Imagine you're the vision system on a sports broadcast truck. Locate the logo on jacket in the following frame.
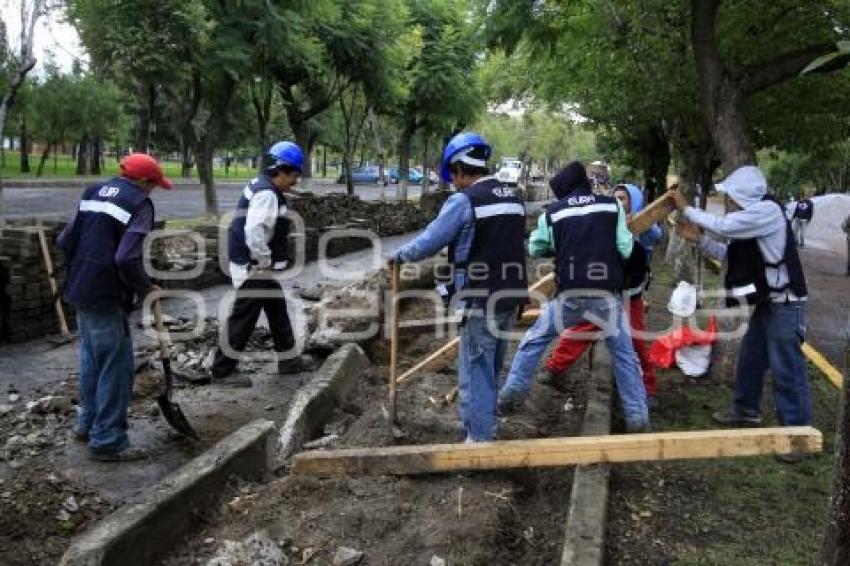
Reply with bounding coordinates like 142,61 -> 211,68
98,186 -> 120,198
493,187 -> 515,198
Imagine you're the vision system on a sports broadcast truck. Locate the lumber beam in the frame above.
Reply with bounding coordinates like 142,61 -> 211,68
292,426 -> 822,477
802,342 -> 843,389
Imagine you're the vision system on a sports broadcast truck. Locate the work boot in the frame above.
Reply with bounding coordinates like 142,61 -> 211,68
625,422 -> 652,433
775,452 -> 805,464
72,427 -> 89,443
497,396 -> 524,416
647,395 -> 660,411
539,367 -> 568,392
88,447 -> 148,462
712,406 -> 762,426
278,356 -> 316,375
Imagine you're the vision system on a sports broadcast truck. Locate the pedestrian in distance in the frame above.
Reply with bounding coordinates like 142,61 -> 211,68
58,153 -> 172,462
210,141 -> 311,387
842,213 -> 850,276
673,166 -> 811,464
390,132 -> 528,442
498,161 -> 650,433
791,195 -> 814,248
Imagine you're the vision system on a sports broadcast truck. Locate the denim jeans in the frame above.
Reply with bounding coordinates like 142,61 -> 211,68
734,301 -> 811,425
499,295 -> 649,429
76,306 -> 135,453
458,308 -> 517,441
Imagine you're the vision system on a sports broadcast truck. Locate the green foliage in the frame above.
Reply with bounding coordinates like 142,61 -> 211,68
474,110 -> 596,168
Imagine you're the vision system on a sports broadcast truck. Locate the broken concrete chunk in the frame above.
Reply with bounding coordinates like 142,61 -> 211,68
332,546 -> 364,566
206,531 -> 287,566
430,556 -> 447,566
63,495 -> 79,513
27,395 -> 74,414
0,404 -> 13,415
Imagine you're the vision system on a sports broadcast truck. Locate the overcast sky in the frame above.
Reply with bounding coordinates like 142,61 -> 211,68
2,0 -> 87,75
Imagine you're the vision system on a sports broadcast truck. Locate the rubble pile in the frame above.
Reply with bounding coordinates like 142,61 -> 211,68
0,386 -> 115,547
150,225 -> 228,291
0,222 -> 75,342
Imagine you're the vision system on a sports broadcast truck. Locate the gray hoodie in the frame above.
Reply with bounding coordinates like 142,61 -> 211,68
683,166 -> 802,301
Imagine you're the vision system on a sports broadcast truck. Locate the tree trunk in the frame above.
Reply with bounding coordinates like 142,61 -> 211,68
36,142 -> 51,176
91,136 -> 102,175
292,119 -> 313,179
19,114 -> 29,173
75,134 -> 89,175
421,135 -> 430,194
134,83 -> 154,152
398,123 -> 415,201
642,124 -> 670,202
322,145 -> 327,178
251,79 -> 272,174
194,132 -> 218,215
180,71 -> 202,178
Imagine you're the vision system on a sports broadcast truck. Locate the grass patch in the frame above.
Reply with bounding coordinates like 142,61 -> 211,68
607,256 -> 839,565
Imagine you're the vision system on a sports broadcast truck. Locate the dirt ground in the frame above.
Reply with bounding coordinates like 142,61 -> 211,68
163,296 -> 589,565
0,322 -> 316,566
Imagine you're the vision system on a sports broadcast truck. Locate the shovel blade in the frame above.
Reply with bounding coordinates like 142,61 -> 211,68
156,394 -> 199,440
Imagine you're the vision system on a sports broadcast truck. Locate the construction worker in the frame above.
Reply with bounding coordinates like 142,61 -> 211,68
498,162 -> 650,432
210,141 -> 309,387
843,213 -> 850,276
541,183 -> 662,409
58,153 -> 172,461
390,132 -> 528,442
673,166 -> 811,460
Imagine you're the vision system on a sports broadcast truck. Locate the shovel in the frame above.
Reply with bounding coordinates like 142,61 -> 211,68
153,299 -> 199,440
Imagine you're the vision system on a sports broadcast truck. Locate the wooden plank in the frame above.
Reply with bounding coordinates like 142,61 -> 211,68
627,192 -> 676,235
802,342 -> 843,389
388,262 -> 400,424
292,426 -> 822,477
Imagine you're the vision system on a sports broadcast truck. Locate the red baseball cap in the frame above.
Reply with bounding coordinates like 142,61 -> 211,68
120,153 -> 173,190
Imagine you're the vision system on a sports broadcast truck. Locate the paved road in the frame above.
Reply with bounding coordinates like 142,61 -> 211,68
0,179 -> 425,220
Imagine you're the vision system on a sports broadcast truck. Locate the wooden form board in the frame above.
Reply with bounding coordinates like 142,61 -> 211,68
802,342 -> 843,389
292,426 -> 822,477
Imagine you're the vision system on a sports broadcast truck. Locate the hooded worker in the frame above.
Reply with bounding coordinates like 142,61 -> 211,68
58,153 -> 172,461
498,161 -> 650,432
673,166 -> 810,458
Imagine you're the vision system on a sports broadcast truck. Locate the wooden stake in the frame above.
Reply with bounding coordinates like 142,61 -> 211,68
292,426 -> 822,477
37,228 -> 70,336
803,342 -> 843,389
389,261 -> 400,425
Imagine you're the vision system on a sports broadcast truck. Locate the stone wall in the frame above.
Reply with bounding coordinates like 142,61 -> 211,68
0,192 -> 451,343
0,222 -> 76,342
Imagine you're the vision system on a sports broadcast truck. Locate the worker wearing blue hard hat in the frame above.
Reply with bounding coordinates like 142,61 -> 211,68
390,131 -> 528,442
210,140 -> 311,387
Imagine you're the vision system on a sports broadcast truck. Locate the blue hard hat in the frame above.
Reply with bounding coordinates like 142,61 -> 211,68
266,141 -> 304,173
440,132 -> 492,183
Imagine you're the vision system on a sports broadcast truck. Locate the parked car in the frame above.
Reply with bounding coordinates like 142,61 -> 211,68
387,166 -> 423,184
497,158 -> 523,186
337,165 -> 382,184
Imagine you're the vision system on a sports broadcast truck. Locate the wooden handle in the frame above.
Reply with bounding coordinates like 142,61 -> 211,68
37,228 -> 70,336
153,299 -> 170,360
389,262 -> 400,424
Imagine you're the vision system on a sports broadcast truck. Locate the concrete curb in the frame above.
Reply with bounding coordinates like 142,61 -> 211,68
275,343 -> 369,467
561,346 -> 613,566
59,419 -> 276,566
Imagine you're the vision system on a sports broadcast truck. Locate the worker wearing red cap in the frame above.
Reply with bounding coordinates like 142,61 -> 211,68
57,152 -> 172,462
